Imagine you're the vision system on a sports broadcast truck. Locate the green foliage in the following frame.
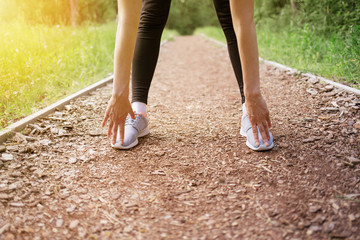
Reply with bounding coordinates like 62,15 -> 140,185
194,26 -> 225,42
253,0 -> 360,87
161,29 -> 180,41
167,0 -> 219,35
0,0 -> 117,25
0,22 -> 116,128
254,0 -> 360,37
0,20 -> 178,129
1,0 -> 68,24
196,25 -> 360,88
254,0 -> 289,20
295,0 -> 359,36
77,0 -> 117,24
256,25 -> 360,88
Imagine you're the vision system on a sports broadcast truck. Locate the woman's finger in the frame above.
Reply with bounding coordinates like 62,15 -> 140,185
112,123 -> 118,145
250,121 -> 259,146
261,121 -> 270,142
129,109 -> 136,119
119,119 -> 126,145
102,107 -> 110,128
266,114 -> 272,128
258,123 -> 269,147
107,120 -> 114,139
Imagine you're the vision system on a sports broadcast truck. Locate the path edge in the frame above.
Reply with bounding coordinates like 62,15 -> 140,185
200,34 -> 360,96
0,40 -> 170,145
0,75 -> 114,144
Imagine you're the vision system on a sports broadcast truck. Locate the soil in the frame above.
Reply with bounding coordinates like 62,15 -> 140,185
0,36 -> 359,240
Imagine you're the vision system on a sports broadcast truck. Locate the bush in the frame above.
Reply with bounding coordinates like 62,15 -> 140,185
254,0 -> 360,37
167,0 -> 219,35
77,0 -> 117,24
0,0 -> 117,25
253,0 -> 360,87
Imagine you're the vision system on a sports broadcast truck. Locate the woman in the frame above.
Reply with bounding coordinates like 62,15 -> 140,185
102,0 -> 273,151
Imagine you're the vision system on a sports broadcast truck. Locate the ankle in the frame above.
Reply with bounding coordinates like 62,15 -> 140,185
132,102 -> 147,116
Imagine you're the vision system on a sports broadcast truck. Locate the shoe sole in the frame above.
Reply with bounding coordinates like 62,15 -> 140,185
240,127 -> 274,151
112,127 -> 150,150
245,140 -> 274,151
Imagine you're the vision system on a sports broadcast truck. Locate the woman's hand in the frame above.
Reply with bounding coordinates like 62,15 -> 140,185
100,0 -> 141,146
102,92 -> 135,145
245,93 -> 272,147
229,0 -> 272,148
101,0 -> 140,146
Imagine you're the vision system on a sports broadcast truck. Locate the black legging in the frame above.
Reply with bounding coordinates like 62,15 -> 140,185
131,0 -> 245,104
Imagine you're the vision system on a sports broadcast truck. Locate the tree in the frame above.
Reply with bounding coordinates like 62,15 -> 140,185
70,0 -> 77,26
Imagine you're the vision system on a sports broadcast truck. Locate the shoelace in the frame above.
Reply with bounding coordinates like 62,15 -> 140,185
125,114 -> 140,126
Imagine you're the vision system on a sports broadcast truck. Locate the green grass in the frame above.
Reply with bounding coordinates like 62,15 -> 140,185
194,26 -> 226,43
195,26 -> 360,89
0,20 -> 178,129
162,29 -> 180,41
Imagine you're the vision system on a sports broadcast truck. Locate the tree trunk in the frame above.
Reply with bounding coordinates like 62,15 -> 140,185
290,0 -> 298,15
70,0 -> 77,27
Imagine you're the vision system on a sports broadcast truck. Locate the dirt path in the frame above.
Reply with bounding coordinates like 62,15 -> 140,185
1,36 -> 359,240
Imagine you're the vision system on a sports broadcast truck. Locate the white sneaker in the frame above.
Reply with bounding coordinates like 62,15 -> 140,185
111,113 -> 149,149
240,104 -> 274,151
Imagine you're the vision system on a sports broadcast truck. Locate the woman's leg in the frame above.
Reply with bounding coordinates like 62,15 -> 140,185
131,0 -> 172,105
213,0 -> 245,103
